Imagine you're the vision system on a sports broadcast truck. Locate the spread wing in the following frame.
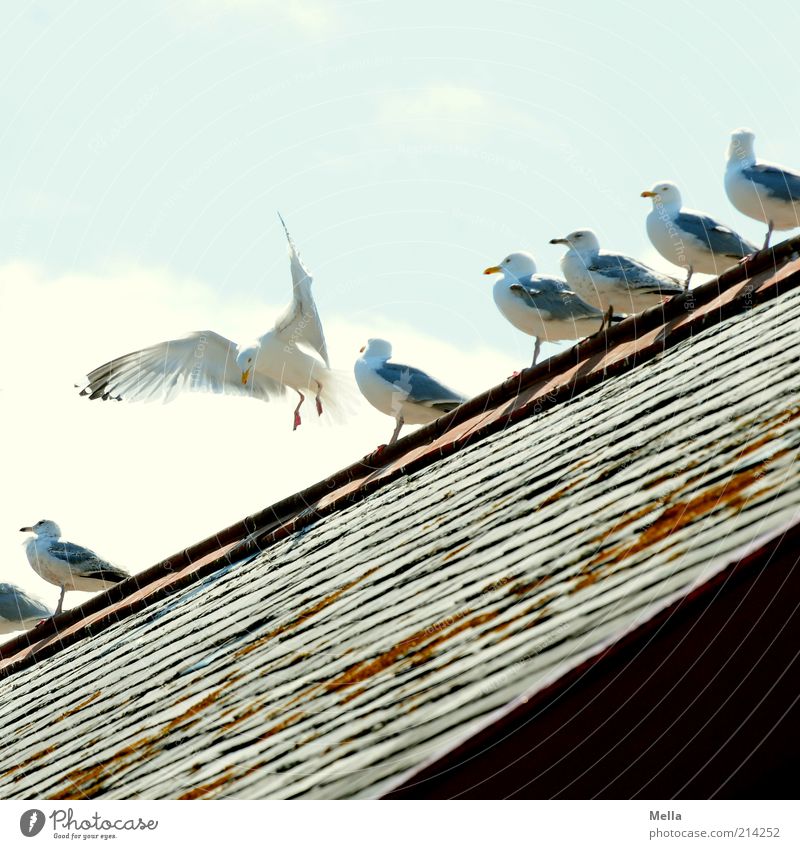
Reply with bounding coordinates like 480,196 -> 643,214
675,211 -> 757,258
272,214 -> 330,367
745,163 -> 800,203
0,583 -> 52,623
48,542 -> 130,583
79,331 -> 285,404
376,362 -> 466,410
590,253 -> 685,297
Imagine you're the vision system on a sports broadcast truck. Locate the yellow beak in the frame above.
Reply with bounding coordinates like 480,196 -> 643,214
641,190 -> 656,198
484,265 -> 502,275
241,369 -> 250,385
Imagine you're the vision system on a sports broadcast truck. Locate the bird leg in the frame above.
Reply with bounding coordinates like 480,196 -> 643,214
531,337 -> 542,368
600,304 -> 614,333
685,266 -> 693,288
55,586 -> 66,617
314,381 -> 323,416
293,390 -> 305,431
763,220 -> 774,251
389,415 -> 404,445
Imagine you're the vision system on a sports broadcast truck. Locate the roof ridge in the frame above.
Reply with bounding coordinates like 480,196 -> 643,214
2,237 -> 799,675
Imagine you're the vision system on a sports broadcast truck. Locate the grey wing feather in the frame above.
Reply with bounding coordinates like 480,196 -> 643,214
79,331 -> 285,404
511,279 -> 604,321
675,211 -> 757,257
745,163 -> 800,203
591,254 -> 684,296
49,543 -> 130,583
274,217 -> 330,367
0,583 -> 52,622
377,363 -> 466,409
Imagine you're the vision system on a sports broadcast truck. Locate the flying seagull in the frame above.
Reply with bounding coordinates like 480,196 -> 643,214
354,339 -> 467,445
78,214 -> 348,430
484,251 -> 618,367
550,229 -> 684,322
0,582 -> 53,634
642,181 -> 757,285
20,520 -> 130,615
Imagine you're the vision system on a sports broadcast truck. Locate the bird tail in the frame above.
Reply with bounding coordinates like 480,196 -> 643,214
316,367 -> 360,426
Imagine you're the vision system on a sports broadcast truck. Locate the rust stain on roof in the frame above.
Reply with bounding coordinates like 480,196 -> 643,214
442,542 -> 471,562
509,577 -> 548,597
50,682 -> 235,799
1,745 -> 56,780
327,611 -> 498,692
339,685 -> 367,705
179,770 -> 234,800
234,568 -> 377,660
574,459 -> 781,592
259,710 -> 305,741
54,690 -> 103,723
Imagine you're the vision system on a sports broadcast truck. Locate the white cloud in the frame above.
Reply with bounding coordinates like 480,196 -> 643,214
0,261 -> 511,630
376,84 -> 506,143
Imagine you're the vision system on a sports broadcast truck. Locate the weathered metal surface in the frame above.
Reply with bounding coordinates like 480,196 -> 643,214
1,255 -> 800,799
2,240 -> 798,673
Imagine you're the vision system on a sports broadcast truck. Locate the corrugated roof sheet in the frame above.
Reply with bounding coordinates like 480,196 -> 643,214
1,241 -> 800,799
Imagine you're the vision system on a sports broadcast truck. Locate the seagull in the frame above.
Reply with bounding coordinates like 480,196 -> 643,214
483,251 -> 617,367
78,214 -> 348,431
642,181 -> 757,285
20,520 -> 130,615
0,582 -> 53,634
725,128 -> 800,249
354,339 -> 467,445
550,229 -> 685,323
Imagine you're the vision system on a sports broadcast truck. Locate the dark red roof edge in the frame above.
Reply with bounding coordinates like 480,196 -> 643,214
1,236 -> 799,675
379,510 -> 800,798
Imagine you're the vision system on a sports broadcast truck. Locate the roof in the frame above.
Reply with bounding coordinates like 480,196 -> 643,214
1,239 -> 800,799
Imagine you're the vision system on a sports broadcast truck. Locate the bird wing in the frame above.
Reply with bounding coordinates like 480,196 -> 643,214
510,279 -> 604,321
675,211 -> 757,258
79,330 -> 285,404
745,163 -> 800,203
48,542 -> 130,583
590,253 -> 685,296
272,215 -> 330,367
0,584 -> 52,622
376,362 -> 466,410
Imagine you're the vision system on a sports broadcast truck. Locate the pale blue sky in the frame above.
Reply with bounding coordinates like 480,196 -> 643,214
2,0 -> 800,614
3,0 -> 799,353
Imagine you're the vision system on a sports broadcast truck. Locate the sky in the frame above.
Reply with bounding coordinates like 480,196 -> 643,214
2,0 -> 799,621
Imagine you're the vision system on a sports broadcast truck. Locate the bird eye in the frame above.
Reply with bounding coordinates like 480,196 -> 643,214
248,357 -> 252,363
504,258 -> 510,263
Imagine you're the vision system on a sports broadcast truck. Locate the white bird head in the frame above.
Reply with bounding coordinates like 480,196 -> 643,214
20,519 -> 61,538
359,338 -> 392,360
483,251 -> 538,280
728,127 -> 756,164
235,345 -> 260,386
549,229 -> 600,254
641,181 -> 682,210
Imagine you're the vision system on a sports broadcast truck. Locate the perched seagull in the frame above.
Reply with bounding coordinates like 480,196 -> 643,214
20,520 -> 130,615
725,128 -> 800,249
354,339 -> 467,445
78,214 -> 348,430
483,251 -> 615,367
550,229 -> 684,322
642,182 -> 756,285
0,582 -> 53,634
